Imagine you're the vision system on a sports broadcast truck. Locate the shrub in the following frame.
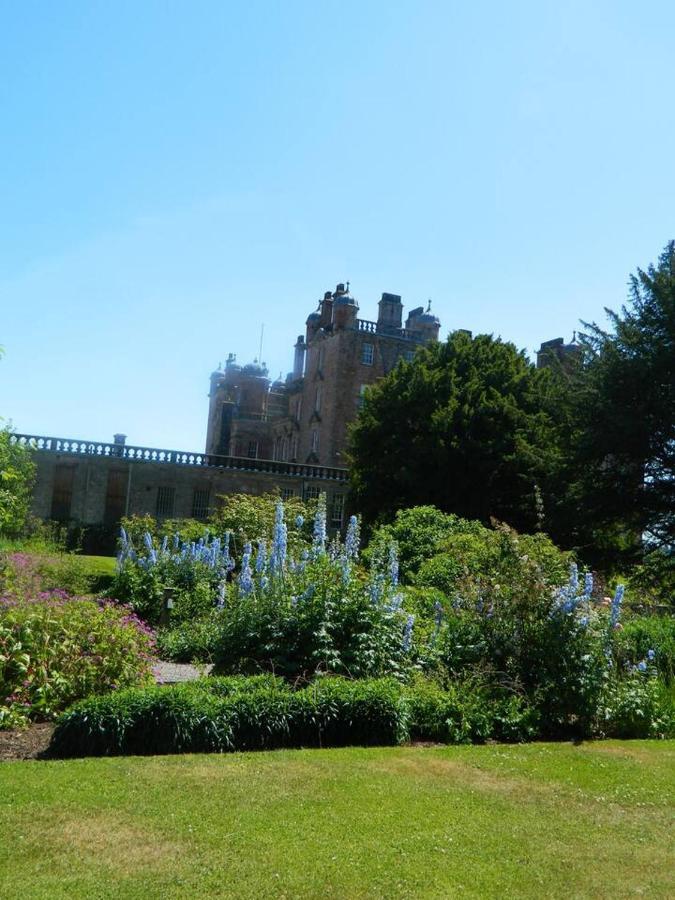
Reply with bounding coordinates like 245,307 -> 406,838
614,615 -> 675,683
0,595 -> 156,728
208,492 -> 316,560
48,675 -> 409,757
0,549 -> 115,600
431,565 -> 612,738
212,499 -> 414,679
405,677 -> 539,744
111,529 -> 235,624
155,611 -> 223,663
597,671 -> 674,738
414,523 -> 571,602
49,672 -> 550,758
0,427 -> 35,538
364,506 -> 474,581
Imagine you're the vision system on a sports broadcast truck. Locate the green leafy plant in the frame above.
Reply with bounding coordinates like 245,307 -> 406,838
0,595 -> 156,728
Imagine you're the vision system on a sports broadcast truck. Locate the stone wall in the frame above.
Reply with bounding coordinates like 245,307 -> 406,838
18,435 -> 349,536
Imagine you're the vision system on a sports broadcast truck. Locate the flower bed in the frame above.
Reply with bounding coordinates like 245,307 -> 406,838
0,593 -> 156,729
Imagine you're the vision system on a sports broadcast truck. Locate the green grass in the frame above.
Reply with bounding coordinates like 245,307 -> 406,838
1,742 -> 673,899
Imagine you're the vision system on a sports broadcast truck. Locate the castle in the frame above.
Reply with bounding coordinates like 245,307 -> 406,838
15,280 -> 572,546
205,283 -> 440,468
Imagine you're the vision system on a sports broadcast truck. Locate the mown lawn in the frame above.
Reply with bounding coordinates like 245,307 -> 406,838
0,741 -> 673,899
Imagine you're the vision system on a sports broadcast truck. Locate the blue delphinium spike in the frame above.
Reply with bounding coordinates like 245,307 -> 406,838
312,494 -> 327,555
239,543 -> 254,597
402,614 -> 414,651
584,571 -> 593,598
388,543 -> 399,588
610,584 -> 624,628
345,515 -> 360,560
255,540 -> 267,573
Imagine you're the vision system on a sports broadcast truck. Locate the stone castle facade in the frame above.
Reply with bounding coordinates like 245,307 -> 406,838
205,283 -> 441,468
18,279 -> 573,546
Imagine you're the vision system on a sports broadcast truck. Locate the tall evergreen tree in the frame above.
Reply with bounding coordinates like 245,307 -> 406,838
576,241 -> 675,563
348,331 -> 568,530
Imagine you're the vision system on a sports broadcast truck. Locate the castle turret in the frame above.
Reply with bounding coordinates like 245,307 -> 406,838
293,335 -> 306,379
331,283 -> 358,331
319,291 -> 333,329
306,310 -> 321,342
405,304 -> 441,342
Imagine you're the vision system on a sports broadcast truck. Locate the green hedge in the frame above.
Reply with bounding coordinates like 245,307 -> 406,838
48,676 -> 409,758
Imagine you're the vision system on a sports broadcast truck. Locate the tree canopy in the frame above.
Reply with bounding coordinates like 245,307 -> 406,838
574,241 -> 675,562
0,427 -> 36,537
348,332 -> 567,530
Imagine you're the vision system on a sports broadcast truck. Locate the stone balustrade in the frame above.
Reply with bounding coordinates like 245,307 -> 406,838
11,433 -> 349,482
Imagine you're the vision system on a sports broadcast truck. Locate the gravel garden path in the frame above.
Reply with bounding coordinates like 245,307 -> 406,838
154,661 -> 213,683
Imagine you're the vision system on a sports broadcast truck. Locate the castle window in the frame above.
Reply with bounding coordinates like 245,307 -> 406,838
290,435 -> 299,459
314,385 -> 322,413
247,440 -> 258,459
404,349 -> 415,362
318,346 -> 325,371
156,486 -> 175,518
303,485 -> 321,501
331,494 -> 345,527
361,342 -> 374,366
311,429 -> 320,452
51,464 -> 76,522
281,487 -> 296,500
192,488 -> 210,520
357,384 -> 368,410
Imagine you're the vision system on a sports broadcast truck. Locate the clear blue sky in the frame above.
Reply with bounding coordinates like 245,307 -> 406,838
1,0 -> 673,450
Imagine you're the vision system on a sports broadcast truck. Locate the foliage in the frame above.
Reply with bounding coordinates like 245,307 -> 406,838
0,594 -> 155,728
431,565 -> 623,738
405,675 -> 540,744
0,427 -> 35,538
625,549 -> 675,612
212,499 -> 413,680
120,513 -> 236,551
48,675 -> 409,757
155,610 -> 222,663
112,528 -> 236,624
413,521 -> 572,601
575,241 -> 675,564
208,491 -> 316,558
613,614 -> 675,684
597,671 -> 673,738
364,505 -> 480,581
1,549 -> 116,601
348,331 -> 570,532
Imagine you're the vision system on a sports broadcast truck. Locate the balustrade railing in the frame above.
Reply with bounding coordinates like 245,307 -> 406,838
356,319 -> 378,333
355,319 -> 425,342
10,434 -> 349,482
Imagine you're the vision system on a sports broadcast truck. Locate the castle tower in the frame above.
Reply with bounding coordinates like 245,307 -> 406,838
377,292 -> 403,333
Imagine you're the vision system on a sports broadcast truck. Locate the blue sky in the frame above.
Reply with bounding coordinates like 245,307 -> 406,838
1,0 -> 673,450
